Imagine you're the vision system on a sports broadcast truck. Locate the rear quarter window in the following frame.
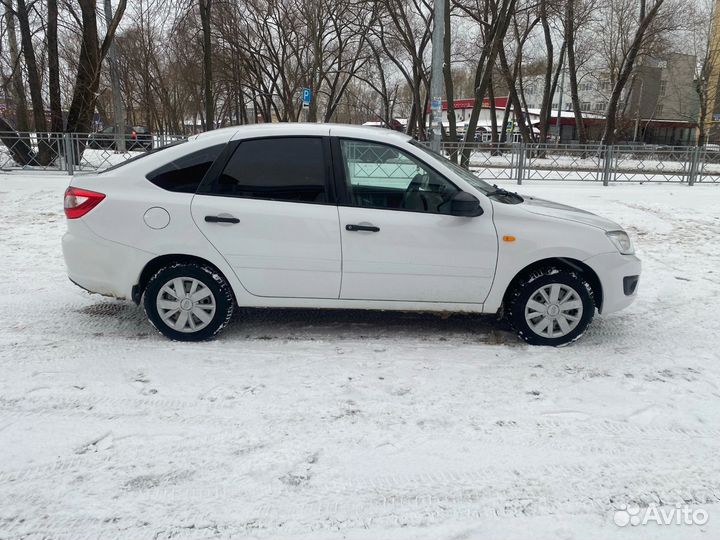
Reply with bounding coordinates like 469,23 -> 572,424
146,144 -> 225,193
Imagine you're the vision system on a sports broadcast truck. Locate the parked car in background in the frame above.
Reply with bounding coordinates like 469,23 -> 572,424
88,126 -> 153,151
62,124 -> 640,345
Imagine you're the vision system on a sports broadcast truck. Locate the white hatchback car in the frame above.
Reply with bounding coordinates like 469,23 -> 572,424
63,124 -> 640,345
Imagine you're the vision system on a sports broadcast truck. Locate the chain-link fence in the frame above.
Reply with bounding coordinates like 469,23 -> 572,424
2,132 -> 719,185
437,142 -> 719,185
0,132 -> 186,174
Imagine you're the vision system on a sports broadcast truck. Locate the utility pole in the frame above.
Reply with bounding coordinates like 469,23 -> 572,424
104,0 -> 125,151
429,0 -> 445,152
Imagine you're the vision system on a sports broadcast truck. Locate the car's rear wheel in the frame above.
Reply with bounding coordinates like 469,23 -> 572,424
507,267 -> 595,346
143,263 -> 234,341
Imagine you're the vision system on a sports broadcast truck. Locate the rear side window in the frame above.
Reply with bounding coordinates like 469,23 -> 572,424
147,144 -> 224,193
215,137 -> 327,203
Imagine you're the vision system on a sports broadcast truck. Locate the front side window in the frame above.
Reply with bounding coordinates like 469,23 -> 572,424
339,139 -> 459,214
215,137 -> 327,203
147,143 -> 224,193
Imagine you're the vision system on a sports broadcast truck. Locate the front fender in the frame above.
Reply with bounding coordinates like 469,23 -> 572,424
484,206 -> 612,311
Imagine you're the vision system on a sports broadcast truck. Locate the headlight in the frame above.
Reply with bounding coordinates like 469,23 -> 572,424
606,230 -> 634,255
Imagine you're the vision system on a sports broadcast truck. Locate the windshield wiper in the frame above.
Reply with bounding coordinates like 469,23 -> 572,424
486,184 -> 514,196
486,184 -> 523,203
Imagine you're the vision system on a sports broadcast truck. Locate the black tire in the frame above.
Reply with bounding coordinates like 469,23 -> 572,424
507,266 -> 595,346
143,263 -> 234,341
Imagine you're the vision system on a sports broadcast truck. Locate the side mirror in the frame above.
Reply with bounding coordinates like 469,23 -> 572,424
450,191 -> 483,217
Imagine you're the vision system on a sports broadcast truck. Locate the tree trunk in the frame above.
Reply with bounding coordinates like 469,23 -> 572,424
16,0 -> 52,164
66,2 -> 102,135
488,75 -> 499,147
499,100 -> 512,143
65,0 -> 126,166
564,0 -> 587,145
537,0 -> 554,144
461,0 -> 516,167
0,117 -> 36,166
47,0 -> 63,133
498,47 -> 532,143
537,42 -> 566,155
696,77 -> 708,146
199,0 -> 214,131
3,1 -> 29,133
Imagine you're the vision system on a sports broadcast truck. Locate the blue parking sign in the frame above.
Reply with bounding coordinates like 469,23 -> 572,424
302,88 -> 312,106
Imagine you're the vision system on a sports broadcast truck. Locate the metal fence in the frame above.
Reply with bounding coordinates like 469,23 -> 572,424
437,142 -> 719,185
0,132 -> 186,174
1,132 -> 719,184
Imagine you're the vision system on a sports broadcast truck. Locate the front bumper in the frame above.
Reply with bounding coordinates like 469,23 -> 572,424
583,252 -> 641,314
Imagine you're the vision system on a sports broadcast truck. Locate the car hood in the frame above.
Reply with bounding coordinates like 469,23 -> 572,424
519,195 -> 622,231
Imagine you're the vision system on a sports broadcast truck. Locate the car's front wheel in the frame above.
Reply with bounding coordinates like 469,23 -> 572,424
508,267 -> 595,346
143,263 -> 234,341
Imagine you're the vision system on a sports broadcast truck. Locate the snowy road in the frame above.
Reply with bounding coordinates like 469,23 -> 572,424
1,175 -> 719,539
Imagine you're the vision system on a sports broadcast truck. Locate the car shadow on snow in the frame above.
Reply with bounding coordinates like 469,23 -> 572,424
74,301 -> 520,344
227,307 -> 518,344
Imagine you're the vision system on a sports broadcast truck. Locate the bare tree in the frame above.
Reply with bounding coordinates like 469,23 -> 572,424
564,0 -> 597,144
497,3 -> 539,144
0,1 -> 33,165
15,0 -> 52,162
376,0 -> 433,138
599,0 -> 667,143
688,0 -> 718,145
65,0 -> 127,135
455,0 -> 517,165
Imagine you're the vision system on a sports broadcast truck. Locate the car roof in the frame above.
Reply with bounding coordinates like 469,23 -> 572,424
212,122 -> 412,144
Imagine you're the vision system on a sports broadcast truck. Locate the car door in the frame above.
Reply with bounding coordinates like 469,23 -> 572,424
191,136 -> 342,299
335,137 -> 497,303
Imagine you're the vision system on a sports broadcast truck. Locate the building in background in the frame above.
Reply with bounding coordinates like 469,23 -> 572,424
624,54 -> 699,145
704,0 -> 720,144
523,53 -> 698,145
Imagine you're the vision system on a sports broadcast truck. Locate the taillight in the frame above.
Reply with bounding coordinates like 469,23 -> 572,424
64,187 -> 105,219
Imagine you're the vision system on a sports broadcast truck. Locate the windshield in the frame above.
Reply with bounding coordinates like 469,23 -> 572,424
410,140 -> 495,194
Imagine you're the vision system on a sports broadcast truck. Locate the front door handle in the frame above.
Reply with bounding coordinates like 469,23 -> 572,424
205,215 -> 240,224
346,224 -> 380,232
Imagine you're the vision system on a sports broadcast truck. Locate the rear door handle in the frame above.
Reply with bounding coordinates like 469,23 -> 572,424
346,224 -> 380,232
205,215 -> 240,224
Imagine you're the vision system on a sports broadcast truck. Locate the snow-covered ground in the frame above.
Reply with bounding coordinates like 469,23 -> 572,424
1,174 -> 719,540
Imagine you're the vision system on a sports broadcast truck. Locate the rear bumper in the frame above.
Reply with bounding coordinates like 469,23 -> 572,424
62,220 -> 151,300
584,252 -> 641,314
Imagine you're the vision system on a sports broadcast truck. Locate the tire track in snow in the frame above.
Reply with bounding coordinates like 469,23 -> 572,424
3,466 -> 719,540
1,413 -> 717,486
3,394 -> 720,439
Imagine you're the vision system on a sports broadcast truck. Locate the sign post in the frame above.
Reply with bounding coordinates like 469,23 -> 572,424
302,87 -> 311,122
428,0 -> 445,152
